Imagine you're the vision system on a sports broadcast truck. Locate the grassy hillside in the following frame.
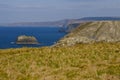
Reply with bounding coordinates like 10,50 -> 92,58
56,21 -> 120,46
0,43 -> 120,80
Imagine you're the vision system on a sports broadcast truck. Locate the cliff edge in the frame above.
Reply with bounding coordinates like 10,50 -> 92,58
55,21 -> 120,46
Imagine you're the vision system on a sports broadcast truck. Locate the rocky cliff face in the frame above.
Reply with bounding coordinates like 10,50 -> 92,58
55,21 -> 120,46
16,35 -> 39,44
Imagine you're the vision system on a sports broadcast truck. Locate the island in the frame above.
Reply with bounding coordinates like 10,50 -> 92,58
16,35 -> 39,44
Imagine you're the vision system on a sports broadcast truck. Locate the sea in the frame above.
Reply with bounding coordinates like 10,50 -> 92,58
0,27 -> 66,49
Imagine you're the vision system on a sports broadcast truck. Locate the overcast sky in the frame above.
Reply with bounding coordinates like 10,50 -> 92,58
0,0 -> 120,23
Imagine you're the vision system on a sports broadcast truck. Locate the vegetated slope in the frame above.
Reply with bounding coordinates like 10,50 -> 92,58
55,21 -> 120,46
0,43 -> 120,80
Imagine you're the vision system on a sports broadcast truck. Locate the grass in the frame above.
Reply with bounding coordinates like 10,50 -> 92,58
0,43 -> 120,80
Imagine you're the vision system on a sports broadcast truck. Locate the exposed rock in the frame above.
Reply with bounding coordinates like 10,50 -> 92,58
55,21 -> 120,46
16,35 -> 39,44
65,23 -> 80,33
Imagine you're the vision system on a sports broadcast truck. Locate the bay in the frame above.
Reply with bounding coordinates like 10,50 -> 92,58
0,27 -> 66,49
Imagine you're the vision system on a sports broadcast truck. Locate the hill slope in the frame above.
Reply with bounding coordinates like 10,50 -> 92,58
55,21 -> 120,46
0,43 -> 120,80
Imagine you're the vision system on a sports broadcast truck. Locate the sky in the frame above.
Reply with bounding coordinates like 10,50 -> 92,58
0,0 -> 120,23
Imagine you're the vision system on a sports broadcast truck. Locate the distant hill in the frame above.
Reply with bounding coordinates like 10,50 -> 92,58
1,17 -> 120,27
55,21 -> 120,46
0,20 -> 67,27
79,17 -> 120,21
62,17 -> 120,26
59,17 -> 120,32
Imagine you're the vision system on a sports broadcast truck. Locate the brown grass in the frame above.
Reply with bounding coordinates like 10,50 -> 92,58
0,43 -> 120,80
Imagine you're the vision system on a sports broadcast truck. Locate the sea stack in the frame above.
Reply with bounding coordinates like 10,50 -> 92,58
16,35 -> 39,44
55,21 -> 120,46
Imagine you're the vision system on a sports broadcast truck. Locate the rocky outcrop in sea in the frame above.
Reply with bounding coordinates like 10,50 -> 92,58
16,35 -> 39,44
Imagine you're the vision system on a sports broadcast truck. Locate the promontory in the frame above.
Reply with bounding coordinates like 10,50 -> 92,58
55,21 -> 120,46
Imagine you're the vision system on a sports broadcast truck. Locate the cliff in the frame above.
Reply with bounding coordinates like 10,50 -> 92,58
55,21 -> 120,46
16,35 -> 39,44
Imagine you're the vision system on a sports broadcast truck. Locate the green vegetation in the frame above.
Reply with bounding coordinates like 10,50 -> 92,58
0,43 -> 120,80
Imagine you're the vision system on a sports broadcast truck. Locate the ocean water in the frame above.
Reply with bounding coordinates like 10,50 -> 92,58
0,27 -> 66,49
